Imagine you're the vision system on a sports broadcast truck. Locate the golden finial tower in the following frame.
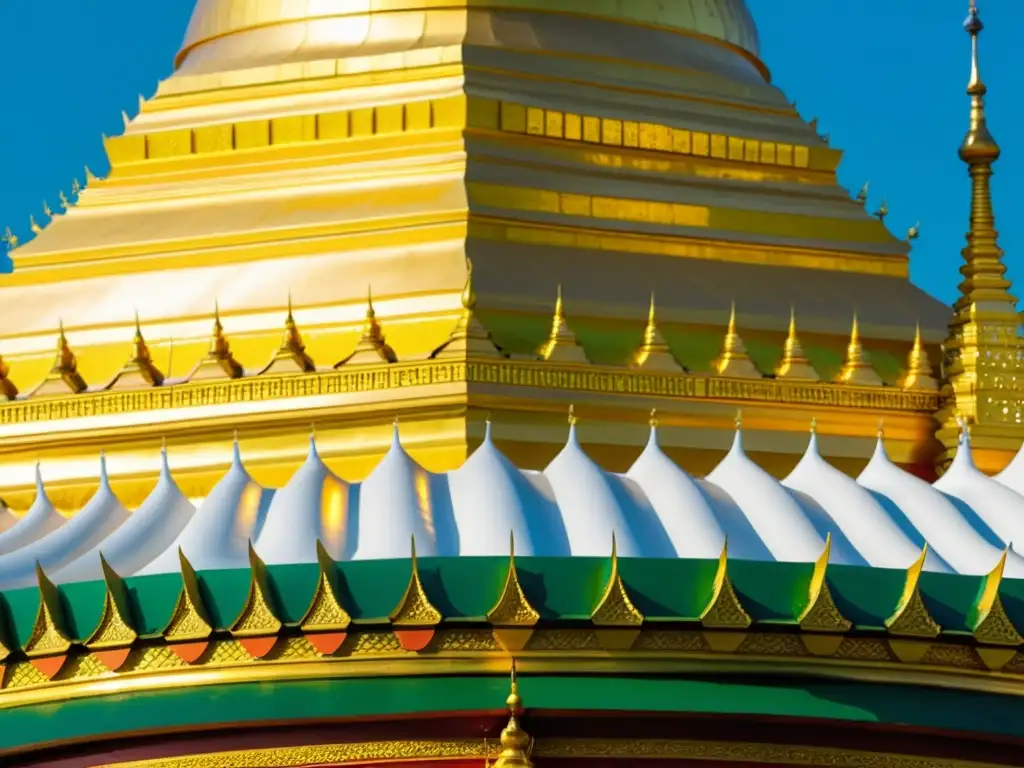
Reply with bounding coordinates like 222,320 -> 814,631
108,313 -> 166,389
936,1 -> 1024,472
262,296 -> 316,374
190,303 -> 244,380
32,322 -> 88,396
493,662 -> 533,768
900,324 -> 939,391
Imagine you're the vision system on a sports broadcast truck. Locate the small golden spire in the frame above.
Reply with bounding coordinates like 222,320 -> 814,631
336,287 -> 399,366
262,294 -> 316,374
108,313 -> 165,389
712,301 -> 761,379
29,216 -> 42,235
431,257 -> 503,360
58,191 -> 71,212
899,323 -> 939,391
71,179 -> 82,196
774,306 -> 819,381
189,302 -> 243,380
0,348 -> 18,401
873,199 -> 888,222
735,408 -> 743,431
84,166 -> 98,184
32,321 -> 87,396
493,661 -> 533,768
1,227 -> 17,250
649,408 -> 659,429
835,311 -> 883,387
537,284 -> 589,364
907,221 -> 920,241
630,292 -> 685,372
567,404 -> 577,426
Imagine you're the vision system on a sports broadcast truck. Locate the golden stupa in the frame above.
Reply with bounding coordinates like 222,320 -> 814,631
0,0 -> 1019,511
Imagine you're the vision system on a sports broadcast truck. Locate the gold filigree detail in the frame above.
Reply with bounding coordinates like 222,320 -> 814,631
834,637 -> 895,661
886,546 -> 941,639
389,538 -> 442,627
919,644 -> 982,670
231,544 -> 283,638
738,633 -> 808,657
98,737 -> 1005,768
700,542 -> 752,629
591,536 -> 643,627
346,632 -> 404,655
57,652 -> 110,682
123,645 -> 187,674
265,636 -> 319,661
4,661 -> 48,690
633,631 -> 708,652
798,534 -> 852,633
433,630 -> 501,652
526,630 -> 599,651
162,549 -> 213,642
488,533 -> 540,626
970,549 -> 1023,646
300,541 -> 351,632
24,564 -> 71,658
204,640 -> 253,665
87,556 -> 138,649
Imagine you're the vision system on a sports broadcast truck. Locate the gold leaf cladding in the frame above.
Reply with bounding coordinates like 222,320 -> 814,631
700,542 -> 752,629
25,564 -> 71,658
798,535 -> 852,633
87,556 -> 138,649
886,545 -> 940,639
231,544 -> 283,638
389,538 -> 442,627
57,652 -> 110,682
970,548 -> 1023,646
163,550 -> 213,642
591,536 -> 643,627
4,660 -> 48,689
301,542 -> 351,632
487,534 -> 540,626
919,644 -> 982,670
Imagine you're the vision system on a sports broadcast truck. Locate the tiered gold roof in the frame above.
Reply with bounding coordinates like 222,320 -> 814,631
0,0 -> 1019,507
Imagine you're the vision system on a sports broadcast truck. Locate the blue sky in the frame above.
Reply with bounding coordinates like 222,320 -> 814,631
0,1 -> 1020,305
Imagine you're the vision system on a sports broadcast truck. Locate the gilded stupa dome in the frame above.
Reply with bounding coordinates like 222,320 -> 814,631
176,0 -> 762,75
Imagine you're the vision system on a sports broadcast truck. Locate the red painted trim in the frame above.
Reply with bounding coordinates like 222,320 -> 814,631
394,629 -> 434,651
169,641 -> 208,664
306,632 -> 347,655
95,648 -> 132,672
238,636 -> 278,659
29,655 -> 66,679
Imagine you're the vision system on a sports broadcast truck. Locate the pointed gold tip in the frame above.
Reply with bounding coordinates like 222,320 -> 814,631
735,408 -> 742,430
649,408 -> 658,428
567,404 -> 577,426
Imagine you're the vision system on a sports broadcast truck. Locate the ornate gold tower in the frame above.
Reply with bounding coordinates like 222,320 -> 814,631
0,0 -> 975,509
936,0 -> 1024,473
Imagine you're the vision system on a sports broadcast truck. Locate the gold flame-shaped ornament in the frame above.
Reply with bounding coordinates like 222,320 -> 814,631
630,293 -> 685,372
899,323 -> 938,391
834,312 -> 883,387
537,284 -> 589,364
337,287 -> 399,366
774,307 -> 819,381
712,302 -> 760,378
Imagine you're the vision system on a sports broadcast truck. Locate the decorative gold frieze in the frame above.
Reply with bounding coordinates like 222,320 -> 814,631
0,360 -> 941,428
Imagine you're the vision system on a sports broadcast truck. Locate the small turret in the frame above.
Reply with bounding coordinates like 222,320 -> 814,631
262,295 -> 316,375
336,288 -> 399,366
537,285 -> 588,364
712,302 -> 760,379
835,312 -> 882,387
630,293 -> 685,372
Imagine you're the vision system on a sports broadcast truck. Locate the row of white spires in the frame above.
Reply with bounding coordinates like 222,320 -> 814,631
0,414 -> 1020,590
